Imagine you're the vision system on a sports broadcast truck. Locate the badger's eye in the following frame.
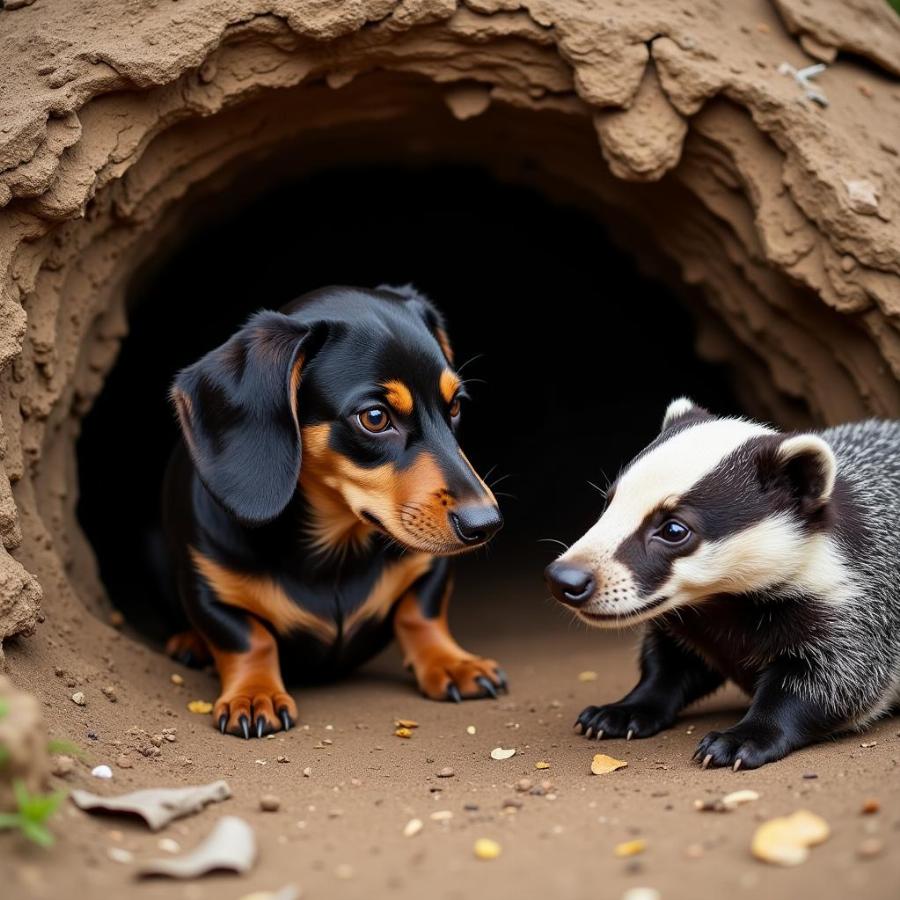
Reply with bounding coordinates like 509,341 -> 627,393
358,407 -> 392,434
656,519 -> 691,544
449,395 -> 461,420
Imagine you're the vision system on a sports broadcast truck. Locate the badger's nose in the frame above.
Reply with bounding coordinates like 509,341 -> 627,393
450,505 -> 504,545
545,561 -> 595,607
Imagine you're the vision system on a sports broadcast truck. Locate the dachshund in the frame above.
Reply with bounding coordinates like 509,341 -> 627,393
162,285 -> 505,738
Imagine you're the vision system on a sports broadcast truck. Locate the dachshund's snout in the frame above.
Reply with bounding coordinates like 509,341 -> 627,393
545,560 -> 595,607
450,505 -> 504,545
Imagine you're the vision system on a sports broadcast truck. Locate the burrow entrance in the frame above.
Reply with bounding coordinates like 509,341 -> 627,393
76,163 -> 743,642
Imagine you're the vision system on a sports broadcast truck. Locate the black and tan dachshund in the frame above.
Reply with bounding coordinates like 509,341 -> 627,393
163,285 -> 505,738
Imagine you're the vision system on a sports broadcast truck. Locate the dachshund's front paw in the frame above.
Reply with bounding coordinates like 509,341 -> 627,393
166,630 -> 212,669
214,687 -> 297,739
413,653 -> 507,702
694,723 -> 790,770
575,702 -> 675,740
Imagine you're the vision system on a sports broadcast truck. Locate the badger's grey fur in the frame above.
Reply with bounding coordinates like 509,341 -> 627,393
545,399 -> 900,769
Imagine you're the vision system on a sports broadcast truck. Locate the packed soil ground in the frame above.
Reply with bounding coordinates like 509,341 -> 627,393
3,556 -> 898,899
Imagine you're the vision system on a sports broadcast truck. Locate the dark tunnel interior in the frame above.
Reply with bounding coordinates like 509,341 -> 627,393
76,164 -> 741,641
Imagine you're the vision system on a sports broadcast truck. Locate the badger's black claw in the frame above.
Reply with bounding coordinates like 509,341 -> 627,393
575,701 -> 674,741
476,676 -> 498,699
495,669 -> 509,691
694,723 -> 790,770
447,684 -> 462,703
279,708 -> 293,732
256,716 -> 268,739
239,715 -> 250,740
218,714 -> 228,734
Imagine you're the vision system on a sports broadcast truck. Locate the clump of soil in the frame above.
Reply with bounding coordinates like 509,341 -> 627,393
0,675 -> 49,810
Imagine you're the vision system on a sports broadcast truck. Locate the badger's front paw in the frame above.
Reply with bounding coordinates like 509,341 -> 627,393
575,701 -> 675,740
695,723 -> 791,770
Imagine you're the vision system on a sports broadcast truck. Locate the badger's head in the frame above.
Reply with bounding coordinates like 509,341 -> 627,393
545,398 -> 840,627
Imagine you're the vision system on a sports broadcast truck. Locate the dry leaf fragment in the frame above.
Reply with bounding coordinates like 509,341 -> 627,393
535,761 -> 550,770
71,781 -> 232,831
490,747 -> 516,760
722,789 -> 759,810
591,753 -> 627,775
395,719 -> 418,729
138,816 -> 256,878
614,838 -> 647,858
474,838 -> 502,860
394,727 -> 413,739
187,700 -> 213,714
752,810 -> 830,866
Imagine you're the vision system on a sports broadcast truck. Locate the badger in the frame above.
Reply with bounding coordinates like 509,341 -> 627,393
544,398 -> 900,769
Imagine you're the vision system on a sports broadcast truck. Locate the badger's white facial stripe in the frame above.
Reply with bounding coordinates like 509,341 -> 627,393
652,514 -> 854,605
567,417 -> 775,567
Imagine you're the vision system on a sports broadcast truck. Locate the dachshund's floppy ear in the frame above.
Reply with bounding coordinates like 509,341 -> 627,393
171,311 -> 325,526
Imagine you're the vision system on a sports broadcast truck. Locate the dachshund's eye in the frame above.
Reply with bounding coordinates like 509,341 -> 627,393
449,395 -> 461,420
358,407 -> 392,434
656,519 -> 691,544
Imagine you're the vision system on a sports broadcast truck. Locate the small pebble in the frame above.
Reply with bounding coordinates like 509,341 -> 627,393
277,755 -> 290,764
158,838 -> 180,853
860,741 -> 877,749
71,691 -> 86,706
474,838 -> 502,860
464,803 -> 480,812
622,890 -> 661,900
107,847 -> 133,864
857,837 -> 884,859
502,798 -> 523,810
466,725 -> 476,735
403,818 -> 423,837
802,772 -> 818,780
116,754 -> 133,769
260,794 -> 281,812
861,798 -> 880,815
170,673 -> 184,686
490,747 -> 516,760
430,810 -> 453,822
51,755 -> 76,777
437,767 -> 455,778
91,765 -> 113,779
303,767 -> 312,777
516,778 -> 533,792
101,686 -> 117,702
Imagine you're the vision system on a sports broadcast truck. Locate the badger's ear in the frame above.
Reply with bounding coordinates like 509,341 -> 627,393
171,312 -> 326,526
661,397 -> 712,433
773,434 -> 837,509
378,283 -> 454,364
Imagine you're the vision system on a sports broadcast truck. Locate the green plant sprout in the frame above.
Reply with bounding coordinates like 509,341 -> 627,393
0,780 -> 65,847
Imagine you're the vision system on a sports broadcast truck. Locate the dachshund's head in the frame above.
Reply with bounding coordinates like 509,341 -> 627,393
172,285 -> 502,556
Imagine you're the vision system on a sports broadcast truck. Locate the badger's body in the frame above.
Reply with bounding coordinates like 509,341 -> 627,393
545,400 -> 900,769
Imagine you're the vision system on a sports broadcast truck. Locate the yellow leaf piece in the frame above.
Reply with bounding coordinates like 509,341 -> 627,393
591,753 -> 627,775
394,727 -> 413,738
614,839 -> 647,858
187,700 -> 213,714
474,838 -> 502,860
535,761 -> 550,770
752,810 -> 830,866
395,719 -> 419,728
578,671 -> 598,682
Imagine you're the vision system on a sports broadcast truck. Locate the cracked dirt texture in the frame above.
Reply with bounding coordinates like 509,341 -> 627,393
0,1 -> 898,893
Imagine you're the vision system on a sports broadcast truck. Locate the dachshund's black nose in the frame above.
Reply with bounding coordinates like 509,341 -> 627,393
545,561 -> 595,606
451,506 -> 504,545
